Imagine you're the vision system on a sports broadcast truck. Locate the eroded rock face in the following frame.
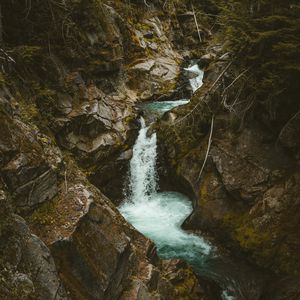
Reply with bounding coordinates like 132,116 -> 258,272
0,189 -> 67,300
0,95 -> 61,213
158,54 -> 300,297
53,77 -> 137,167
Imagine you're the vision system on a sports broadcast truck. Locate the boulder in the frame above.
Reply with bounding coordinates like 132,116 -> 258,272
0,188 -> 67,300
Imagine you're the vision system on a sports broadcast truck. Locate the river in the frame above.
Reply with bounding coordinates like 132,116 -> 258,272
119,63 -> 267,299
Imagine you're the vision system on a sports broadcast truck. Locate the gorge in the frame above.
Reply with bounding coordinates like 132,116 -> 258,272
0,0 -> 299,299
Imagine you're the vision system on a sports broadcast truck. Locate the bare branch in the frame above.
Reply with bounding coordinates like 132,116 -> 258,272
222,67 -> 250,97
198,114 -> 214,181
192,4 -> 202,43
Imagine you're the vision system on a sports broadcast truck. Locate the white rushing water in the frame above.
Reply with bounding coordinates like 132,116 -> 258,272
126,117 -> 158,203
120,117 -> 211,263
184,63 -> 204,92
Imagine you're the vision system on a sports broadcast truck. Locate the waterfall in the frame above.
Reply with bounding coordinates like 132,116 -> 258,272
184,63 -> 204,92
127,117 -> 157,203
120,116 -> 211,264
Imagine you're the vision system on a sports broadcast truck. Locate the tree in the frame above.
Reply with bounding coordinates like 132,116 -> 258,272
217,0 -> 300,130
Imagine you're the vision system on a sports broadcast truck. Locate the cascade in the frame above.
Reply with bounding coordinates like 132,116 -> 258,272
120,117 -> 211,262
119,63 -> 265,300
184,63 -> 204,92
120,64 -> 211,264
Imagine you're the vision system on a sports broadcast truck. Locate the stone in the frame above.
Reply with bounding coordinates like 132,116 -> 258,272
0,212 -> 67,300
118,149 -> 133,161
199,53 -> 216,67
0,108 -> 59,212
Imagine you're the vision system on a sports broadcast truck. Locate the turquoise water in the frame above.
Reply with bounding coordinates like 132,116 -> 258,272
141,99 -> 190,113
120,191 -> 211,263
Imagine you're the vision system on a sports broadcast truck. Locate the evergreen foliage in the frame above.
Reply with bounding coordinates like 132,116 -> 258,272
216,0 -> 300,129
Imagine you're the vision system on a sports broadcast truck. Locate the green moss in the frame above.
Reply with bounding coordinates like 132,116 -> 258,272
174,267 -> 199,300
235,224 -> 270,250
29,199 -> 58,226
124,115 -> 134,125
13,46 -> 42,64
18,100 -> 39,123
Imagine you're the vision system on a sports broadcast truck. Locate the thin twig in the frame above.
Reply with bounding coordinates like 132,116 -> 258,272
192,4 -> 202,43
198,114 -> 214,181
222,67 -> 250,97
64,169 -> 68,194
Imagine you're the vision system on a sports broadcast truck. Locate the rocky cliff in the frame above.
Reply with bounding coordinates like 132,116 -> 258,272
0,0 -> 214,299
158,24 -> 300,298
1,0 -> 299,299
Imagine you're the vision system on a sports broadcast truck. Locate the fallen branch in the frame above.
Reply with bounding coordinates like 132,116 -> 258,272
198,114 -> 214,181
192,4 -> 202,43
64,169 -> 68,194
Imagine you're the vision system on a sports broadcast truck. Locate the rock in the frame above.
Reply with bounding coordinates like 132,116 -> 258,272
12,273 -> 35,297
161,259 -> 210,300
56,93 -> 73,115
158,59 -> 300,293
3,158 -> 58,210
50,204 -> 134,299
211,144 -> 270,202
199,53 -> 216,67
0,105 -> 59,212
0,189 -> 67,300
118,149 -> 133,161
132,60 -> 156,72
128,56 -> 181,102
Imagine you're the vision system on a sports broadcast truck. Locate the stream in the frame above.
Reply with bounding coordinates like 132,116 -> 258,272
119,63 -> 266,299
